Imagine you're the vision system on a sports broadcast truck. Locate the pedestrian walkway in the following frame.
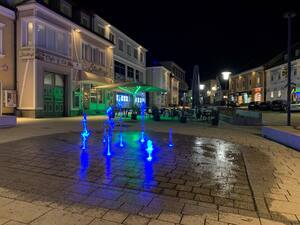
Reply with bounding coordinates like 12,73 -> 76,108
0,117 -> 299,225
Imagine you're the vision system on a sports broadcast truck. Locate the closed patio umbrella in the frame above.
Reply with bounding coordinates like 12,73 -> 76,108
192,65 -> 201,108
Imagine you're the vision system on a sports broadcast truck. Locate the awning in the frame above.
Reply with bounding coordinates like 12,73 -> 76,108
94,82 -> 167,95
77,71 -> 113,84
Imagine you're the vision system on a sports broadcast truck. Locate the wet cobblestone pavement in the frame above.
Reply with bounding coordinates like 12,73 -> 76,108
0,129 -> 298,225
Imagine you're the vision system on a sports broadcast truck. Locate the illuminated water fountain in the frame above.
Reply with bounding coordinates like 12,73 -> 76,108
118,101 -> 124,148
80,113 -> 90,150
104,106 -> 115,156
139,101 -> 146,143
168,128 -> 174,147
146,140 -> 154,162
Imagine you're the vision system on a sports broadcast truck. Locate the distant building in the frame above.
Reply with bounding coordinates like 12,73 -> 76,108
160,61 -> 188,105
229,66 -> 265,105
0,5 -> 15,115
146,66 -> 179,108
265,46 -> 300,103
202,79 -> 217,105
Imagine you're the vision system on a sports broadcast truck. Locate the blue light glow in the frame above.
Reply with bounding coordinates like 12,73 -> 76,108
168,128 -> 174,147
146,140 -> 154,162
81,113 -> 90,150
104,107 -> 115,156
139,101 -> 146,143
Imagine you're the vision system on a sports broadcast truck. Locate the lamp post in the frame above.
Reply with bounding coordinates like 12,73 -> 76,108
284,12 -> 296,126
199,84 -> 205,105
222,71 -> 231,105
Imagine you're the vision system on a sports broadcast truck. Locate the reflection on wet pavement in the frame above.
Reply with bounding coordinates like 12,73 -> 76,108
0,131 -> 262,223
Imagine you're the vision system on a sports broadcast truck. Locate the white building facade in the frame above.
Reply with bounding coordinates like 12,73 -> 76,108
146,66 -> 179,108
266,59 -> 300,103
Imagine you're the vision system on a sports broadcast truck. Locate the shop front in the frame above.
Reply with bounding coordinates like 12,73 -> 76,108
71,71 -> 113,116
252,87 -> 263,102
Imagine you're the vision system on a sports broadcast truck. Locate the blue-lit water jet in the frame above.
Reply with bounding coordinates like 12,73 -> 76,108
146,140 -> 154,162
118,101 -> 124,148
104,106 -> 115,156
168,128 -> 174,147
81,113 -> 90,150
139,101 -> 146,143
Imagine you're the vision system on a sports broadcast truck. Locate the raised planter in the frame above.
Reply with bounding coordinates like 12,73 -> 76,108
0,116 -> 16,128
219,109 -> 262,126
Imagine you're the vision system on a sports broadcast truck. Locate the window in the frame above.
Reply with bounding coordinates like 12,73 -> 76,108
21,21 -> 33,46
114,61 -> 125,76
257,76 -> 260,84
270,91 -> 274,98
34,21 -> 70,56
60,0 -> 72,17
97,24 -> 105,36
127,44 -> 132,56
109,32 -> 115,43
278,90 -> 281,97
0,24 -> 3,55
127,66 -> 134,78
140,52 -> 144,63
118,39 -> 124,51
133,48 -> 138,59
135,70 -> 140,81
36,23 -> 46,47
293,67 -> 297,76
81,12 -> 90,28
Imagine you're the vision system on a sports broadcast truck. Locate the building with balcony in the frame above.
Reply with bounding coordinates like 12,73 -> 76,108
160,61 -> 188,105
92,15 -> 147,108
0,5 -> 15,116
229,66 -> 265,105
146,66 -> 179,108
14,0 -> 114,117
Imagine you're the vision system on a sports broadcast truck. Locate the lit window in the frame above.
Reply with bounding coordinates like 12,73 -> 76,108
36,23 -> 46,47
278,90 -> 281,97
22,21 -> 33,46
257,76 -> 260,84
270,91 -> 274,98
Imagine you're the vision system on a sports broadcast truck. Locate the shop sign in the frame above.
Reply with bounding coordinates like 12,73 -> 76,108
36,50 -> 73,67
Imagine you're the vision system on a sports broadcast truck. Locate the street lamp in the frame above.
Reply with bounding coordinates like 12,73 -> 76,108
284,12 -> 296,126
222,71 -> 231,104
199,84 -> 205,90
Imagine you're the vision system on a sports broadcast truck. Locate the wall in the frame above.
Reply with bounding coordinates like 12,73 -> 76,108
0,9 -> 15,114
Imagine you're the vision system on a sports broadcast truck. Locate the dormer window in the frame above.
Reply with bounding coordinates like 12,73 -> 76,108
81,12 -> 90,28
60,0 -> 72,17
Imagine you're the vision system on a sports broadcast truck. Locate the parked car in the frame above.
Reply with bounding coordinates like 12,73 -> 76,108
228,101 -> 239,108
285,103 -> 300,112
258,101 -> 271,111
248,102 -> 259,110
271,100 -> 286,111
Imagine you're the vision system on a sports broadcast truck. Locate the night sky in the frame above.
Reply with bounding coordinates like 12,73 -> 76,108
76,0 -> 300,86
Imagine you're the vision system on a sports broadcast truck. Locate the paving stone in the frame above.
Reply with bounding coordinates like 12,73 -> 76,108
158,210 -> 182,223
2,221 -> 27,225
219,212 -> 260,225
82,206 -> 108,218
123,214 -> 150,225
102,210 -> 128,223
162,189 -> 178,197
194,194 -> 214,203
148,219 -> 176,225
180,215 -> 205,225
89,218 -> 122,225
260,218 -> 290,225
30,209 -> 94,225
178,191 -> 195,200
138,207 -> 161,219
192,187 -> 210,195
0,200 -> 51,224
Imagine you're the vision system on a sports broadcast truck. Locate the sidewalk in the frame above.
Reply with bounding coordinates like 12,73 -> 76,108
0,117 -> 299,225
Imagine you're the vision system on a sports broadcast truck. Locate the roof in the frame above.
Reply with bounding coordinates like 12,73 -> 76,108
264,42 -> 300,69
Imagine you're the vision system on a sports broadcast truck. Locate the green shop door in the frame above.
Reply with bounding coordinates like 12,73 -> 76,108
43,72 -> 65,117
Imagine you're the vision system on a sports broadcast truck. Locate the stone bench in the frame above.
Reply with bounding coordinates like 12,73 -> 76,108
0,116 -> 16,128
262,126 -> 300,151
